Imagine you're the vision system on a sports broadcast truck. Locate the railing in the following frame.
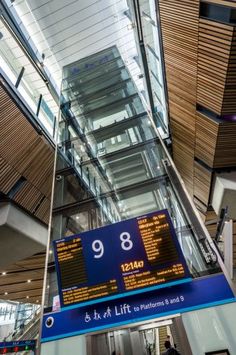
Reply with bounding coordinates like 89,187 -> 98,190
4,307 -> 41,342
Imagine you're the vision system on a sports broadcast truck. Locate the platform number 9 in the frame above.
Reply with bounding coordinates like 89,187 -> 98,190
92,240 -> 104,258
92,232 -> 133,258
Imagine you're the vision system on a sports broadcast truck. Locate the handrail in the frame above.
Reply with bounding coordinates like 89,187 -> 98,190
4,307 -> 41,341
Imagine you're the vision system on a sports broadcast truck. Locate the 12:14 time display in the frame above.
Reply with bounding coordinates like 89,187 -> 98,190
121,260 -> 144,272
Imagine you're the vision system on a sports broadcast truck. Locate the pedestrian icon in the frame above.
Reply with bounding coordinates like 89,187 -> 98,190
103,307 -> 112,318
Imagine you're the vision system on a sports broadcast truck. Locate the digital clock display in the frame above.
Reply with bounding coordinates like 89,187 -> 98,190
54,209 -> 191,308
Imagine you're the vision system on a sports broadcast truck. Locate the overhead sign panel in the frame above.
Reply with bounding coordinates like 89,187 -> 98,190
42,274 -> 235,342
54,210 -> 191,308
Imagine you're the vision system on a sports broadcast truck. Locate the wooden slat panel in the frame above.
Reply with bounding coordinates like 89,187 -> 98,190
0,157 -> 21,194
193,161 -> 212,206
222,28 -> 236,114
1,288 -> 43,302
197,19 -> 233,115
13,181 -> 44,212
0,280 -> 43,294
195,112 -> 219,167
214,121 -> 236,167
0,82 -> 54,223
205,209 -> 218,239
193,196 -> 208,215
159,0 -> 199,196
34,197 -> 51,224
172,142 -> 194,196
195,112 -> 236,169
198,210 -> 207,222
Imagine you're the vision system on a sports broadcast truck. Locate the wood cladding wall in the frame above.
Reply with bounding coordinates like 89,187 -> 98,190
159,0 -> 236,216
158,0 -> 200,196
195,112 -> 236,168
222,27 -> 236,115
214,121 -> 236,167
195,112 -> 219,167
197,19 -> 234,115
193,161 -> 212,207
0,82 -> 54,224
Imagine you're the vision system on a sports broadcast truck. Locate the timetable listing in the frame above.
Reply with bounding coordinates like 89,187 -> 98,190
123,263 -> 185,291
138,214 -> 179,266
56,238 -> 88,289
62,279 -> 118,305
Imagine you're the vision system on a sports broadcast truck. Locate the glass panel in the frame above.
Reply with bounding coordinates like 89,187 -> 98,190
45,46 -> 221,307
127,0 -> 169,137
0,18 -> 58,137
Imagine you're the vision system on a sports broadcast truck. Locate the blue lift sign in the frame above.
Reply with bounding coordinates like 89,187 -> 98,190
41,274 -> 235,342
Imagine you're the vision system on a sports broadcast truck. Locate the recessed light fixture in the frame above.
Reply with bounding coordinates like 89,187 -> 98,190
36,300 -> 39,303
49,250 -> 53,254
26,296 -> 29,299
27,279 -> 31,283
2,272 -> 6,276
4,292 -> 8,295
127,23 -> 135,30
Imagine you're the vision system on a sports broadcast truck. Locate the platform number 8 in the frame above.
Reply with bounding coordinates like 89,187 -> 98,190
120,232 -> 133,251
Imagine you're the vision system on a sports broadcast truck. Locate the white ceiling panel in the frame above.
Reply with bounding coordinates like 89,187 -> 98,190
13,0 -> 144,91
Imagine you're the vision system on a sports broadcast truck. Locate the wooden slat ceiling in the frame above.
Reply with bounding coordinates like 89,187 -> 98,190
0,252 -> 45,304
0,81 -> 54,224
0,80 -> 55,303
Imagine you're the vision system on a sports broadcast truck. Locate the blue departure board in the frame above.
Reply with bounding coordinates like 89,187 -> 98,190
53,209 -> 191,308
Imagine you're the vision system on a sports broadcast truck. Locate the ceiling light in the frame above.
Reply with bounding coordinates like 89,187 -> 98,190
36,300 -> 39,303
49,250 -> 53,254
27,279 -> 31,283
4,292 -> 8,295
2,272 -> 6,276
127,23 -> 135,30
47,285 -> 50,289
76,215 -> 79,220
26,296 -> 29,299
